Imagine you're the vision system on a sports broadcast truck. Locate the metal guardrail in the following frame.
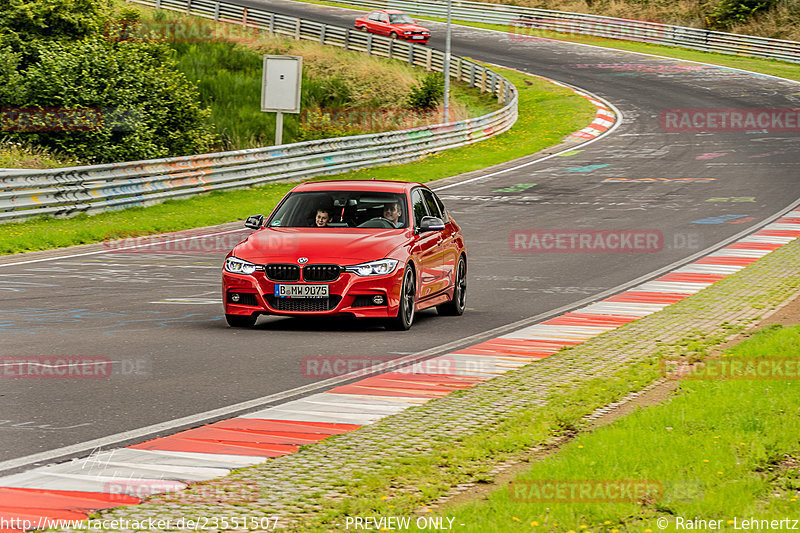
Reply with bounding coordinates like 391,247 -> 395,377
324,0 -> 800,64
0,0 -> 517,222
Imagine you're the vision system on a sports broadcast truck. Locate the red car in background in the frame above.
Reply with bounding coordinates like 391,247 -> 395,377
355,9 -> 431,44
222,180 -> 467,330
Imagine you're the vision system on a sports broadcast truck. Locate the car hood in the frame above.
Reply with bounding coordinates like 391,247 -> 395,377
233,228 -> 410,264
394,23 -> 428,31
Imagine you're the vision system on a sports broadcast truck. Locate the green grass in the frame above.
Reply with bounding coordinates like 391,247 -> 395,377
0,66 -> 594,255
435,324 -> 800,532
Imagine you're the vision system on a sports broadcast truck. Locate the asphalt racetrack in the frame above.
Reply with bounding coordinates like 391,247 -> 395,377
1,0 -> 799,473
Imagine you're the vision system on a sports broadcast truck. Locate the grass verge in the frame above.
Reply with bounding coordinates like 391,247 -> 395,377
282,318 -> 800,532
439,323 -> 800,532
0,66 -> 594,255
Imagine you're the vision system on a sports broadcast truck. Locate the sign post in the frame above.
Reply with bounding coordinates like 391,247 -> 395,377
261,55 -> 302,146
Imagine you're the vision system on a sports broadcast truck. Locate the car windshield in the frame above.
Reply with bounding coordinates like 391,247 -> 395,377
267,191 -> 409,229
389,14 -> 414,24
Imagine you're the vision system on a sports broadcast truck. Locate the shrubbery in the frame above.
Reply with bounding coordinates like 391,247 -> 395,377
0,0 -> 216,163
707,0 -> 778,29
407,72 -> 445,111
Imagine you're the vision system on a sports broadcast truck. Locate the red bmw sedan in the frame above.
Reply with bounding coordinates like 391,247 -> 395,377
222,180 -> 467,330
355,9 -> 431,44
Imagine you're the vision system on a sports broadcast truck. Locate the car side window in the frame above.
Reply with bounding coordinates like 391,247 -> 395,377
432,191 -> 449,222
411,189 -> 429,228
421,189 -> 443,220
369,12 -> 381,21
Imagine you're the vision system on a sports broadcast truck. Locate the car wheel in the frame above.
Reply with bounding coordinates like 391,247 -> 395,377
387,266 -> 415,330
226,313 -> 257,328
390,31 -> 398,39
437,255 -> 466,316
359,25 -> 368,32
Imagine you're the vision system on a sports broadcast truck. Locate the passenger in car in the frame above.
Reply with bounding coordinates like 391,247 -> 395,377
315,208 -> 332,227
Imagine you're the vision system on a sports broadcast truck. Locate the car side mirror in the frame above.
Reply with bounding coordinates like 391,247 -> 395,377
244,214 -> 264,229
419,216 -> 445,232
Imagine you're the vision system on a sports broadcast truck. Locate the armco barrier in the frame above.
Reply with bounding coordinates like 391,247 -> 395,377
0,0 -> 517,222
318,0 -> 800,64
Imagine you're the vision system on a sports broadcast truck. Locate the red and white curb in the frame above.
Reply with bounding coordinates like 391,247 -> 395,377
570,91 -> 616,140
2,213 -> 800,531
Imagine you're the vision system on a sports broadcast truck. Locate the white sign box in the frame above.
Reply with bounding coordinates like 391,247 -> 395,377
261,55 -> 302,113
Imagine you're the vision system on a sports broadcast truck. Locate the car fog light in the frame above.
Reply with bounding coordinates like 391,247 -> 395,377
231,293 -> 241,303
372,295 -> 385,305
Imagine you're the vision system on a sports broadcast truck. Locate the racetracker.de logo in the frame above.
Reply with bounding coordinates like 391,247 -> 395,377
1,356 -> 112,379
660,108 -> 800,132
102,229 -> 276,254
1,107 -> 102,132
661,357 -> 800,380
509,479 -> 663,503
103,19 -> 263,43
509,230 -> 663,253
301,355 -> 488,378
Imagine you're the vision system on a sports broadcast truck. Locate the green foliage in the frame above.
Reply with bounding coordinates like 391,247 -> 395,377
406,72 -> 444,111
707,0 -> 777,28
296,110 -> 355,141
0,0 -> 216,163
0,38 -> 216,163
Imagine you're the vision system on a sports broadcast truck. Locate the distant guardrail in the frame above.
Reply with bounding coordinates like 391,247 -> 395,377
0,0 -> 517,222
322,0 -> 800,64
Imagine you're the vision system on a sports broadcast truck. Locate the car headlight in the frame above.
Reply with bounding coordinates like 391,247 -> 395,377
404,31 -> 412,35
224,256 -> 258,275
345,259 -> 399,277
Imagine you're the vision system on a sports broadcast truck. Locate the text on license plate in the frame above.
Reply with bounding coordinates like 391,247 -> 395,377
275,284 -> 329,298
412,36 -> 424,39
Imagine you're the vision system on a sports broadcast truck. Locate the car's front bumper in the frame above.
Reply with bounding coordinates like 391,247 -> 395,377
222,267 -> 404,319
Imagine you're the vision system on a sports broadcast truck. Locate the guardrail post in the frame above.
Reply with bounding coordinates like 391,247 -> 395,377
469,63 -> 476,86
213,2 -> 220,21
480,69 -> 487,92
320,25 -> 326,44
457,57 -> 463,81
426,48 -> 432,71
185,0 -> 191,14
155,0 -> 161,9
367,34 -> 373,54
408,44 -> 414,65
388,39 -> 394,59
295,19 -> 301,40
268,13 -> 274,34
242,7 -> 247,26
344,28 -> 350,50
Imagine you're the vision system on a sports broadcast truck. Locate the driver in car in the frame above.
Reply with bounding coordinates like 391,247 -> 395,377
382,201 -> 402,228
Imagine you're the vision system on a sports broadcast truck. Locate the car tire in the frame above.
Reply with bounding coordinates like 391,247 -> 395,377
387,266 -> 415,330
437,255 -> 467,316
226,313 -> 257,328
358,25 -> 368,32
390,31 -> 398,39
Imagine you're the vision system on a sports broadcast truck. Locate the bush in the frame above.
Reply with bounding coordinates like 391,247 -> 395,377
0,0 -> 216,163
707,0 -> 777,29
0,38 -> 216,163
406,72 -> 444,111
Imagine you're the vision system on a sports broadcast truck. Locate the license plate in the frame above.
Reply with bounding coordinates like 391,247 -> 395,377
275,284 -> 329,298
412,35 -> 424,39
